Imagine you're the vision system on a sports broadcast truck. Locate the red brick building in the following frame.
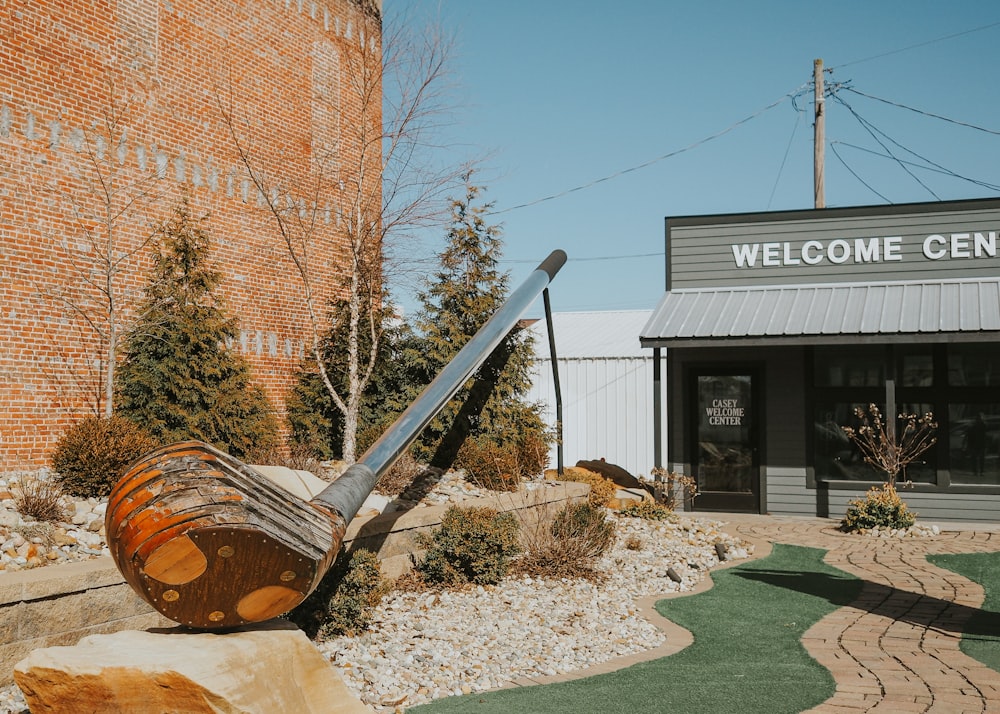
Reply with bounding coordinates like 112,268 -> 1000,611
0,0 -> 382,466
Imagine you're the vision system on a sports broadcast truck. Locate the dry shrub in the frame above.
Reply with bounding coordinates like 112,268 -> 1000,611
456,437 -> 521,492
374,450 -> 424,496
278,443 -> 326,475
13,476 -> 66,523
456,430 -> 551,492
51,416 -> 159,498
841,483 -> 917,532
515,430 -> 551,479
617,500 -> 675,521
514,500 -> 615,580
554,466 -> 617,507
650,467 -> 698,510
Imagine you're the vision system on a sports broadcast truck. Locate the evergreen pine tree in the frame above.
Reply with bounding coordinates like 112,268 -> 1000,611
115,200 -> 278,460
415,176 -> 549,470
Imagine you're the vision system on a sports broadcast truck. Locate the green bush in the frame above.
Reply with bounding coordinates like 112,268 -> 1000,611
417,506 -> 522,586
52,416 -> 159,498
841,484 -> 916,532
285,548 -> 389,639
319,549 -> 390,638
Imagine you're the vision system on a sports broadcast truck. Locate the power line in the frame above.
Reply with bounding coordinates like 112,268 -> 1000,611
489,85 -> 808,216
831,93 -> 940,200
831,141 -> 1000,192
843,87 -> 1000,136
829,142 -> 892,203
831,20 -> 1000,70
501,252 -> 661,265
767,103 -> 804,210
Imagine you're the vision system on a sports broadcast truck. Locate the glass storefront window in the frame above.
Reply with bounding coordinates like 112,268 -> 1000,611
814,346 -> 884,387
949,404 -> 1000,485
814,402 -> 936,483
814,402 -> 881,481
949,344 -> 1000,387
900,352 -> 933,387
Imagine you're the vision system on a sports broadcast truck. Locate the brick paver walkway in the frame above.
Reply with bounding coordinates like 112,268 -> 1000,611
722,515 -> 1000,713
505,513 -> 1000,712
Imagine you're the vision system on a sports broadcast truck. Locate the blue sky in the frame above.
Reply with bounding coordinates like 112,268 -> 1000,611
384,2 -> 1000,318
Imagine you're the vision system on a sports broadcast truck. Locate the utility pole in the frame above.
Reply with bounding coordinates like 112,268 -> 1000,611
814,58 -> 825,209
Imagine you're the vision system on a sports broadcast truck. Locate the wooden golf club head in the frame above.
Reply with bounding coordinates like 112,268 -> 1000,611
106,441 -> 344,630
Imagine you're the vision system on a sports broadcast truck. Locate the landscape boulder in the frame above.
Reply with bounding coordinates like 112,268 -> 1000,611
14,619 -> 372,713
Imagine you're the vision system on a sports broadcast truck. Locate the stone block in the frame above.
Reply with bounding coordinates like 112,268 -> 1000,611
14,620 -> 373,713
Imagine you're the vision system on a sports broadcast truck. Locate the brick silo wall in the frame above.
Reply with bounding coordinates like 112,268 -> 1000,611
0,0 -> 382,466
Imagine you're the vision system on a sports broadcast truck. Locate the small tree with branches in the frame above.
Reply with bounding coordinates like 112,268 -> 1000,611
840,404 -> 937,532
841,404 -> 937,488
33,72 -> 165,418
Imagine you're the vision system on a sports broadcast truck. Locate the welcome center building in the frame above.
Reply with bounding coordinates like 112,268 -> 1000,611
641,197 -> 1000,522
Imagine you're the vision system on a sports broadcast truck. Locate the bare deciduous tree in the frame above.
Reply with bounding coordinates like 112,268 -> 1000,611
32,73 -> 165,418
842,404 -> 937,487
219,7 -> 470,462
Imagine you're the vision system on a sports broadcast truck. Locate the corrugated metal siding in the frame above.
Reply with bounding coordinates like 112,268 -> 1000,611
529,355 -> 666,479
528,311 -> 665,479
642,278 -> 1000,346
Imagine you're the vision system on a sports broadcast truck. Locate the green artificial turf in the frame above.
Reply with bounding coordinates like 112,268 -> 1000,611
410,543 -> 861,714
927,551 -> 1000,672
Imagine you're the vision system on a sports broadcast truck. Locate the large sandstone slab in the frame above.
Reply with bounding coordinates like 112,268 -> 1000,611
14,620 -> 372,713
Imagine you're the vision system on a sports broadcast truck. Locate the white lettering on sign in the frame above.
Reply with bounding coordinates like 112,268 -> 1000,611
731,232 -> 997,268
705,398 -> 745,426
922,232 -> 997,260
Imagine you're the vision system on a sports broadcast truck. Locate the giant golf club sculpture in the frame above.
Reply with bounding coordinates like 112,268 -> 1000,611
106,250 -> 566,630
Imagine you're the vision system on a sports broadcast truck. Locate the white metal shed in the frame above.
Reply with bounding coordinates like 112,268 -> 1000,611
527,310 -> 667,479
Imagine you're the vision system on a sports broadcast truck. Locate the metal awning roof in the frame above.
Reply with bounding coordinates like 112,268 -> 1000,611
640,277 -> 1000,348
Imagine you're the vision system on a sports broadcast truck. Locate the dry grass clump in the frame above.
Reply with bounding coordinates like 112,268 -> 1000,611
514,500 -> 616,581
13,475 -> 67,523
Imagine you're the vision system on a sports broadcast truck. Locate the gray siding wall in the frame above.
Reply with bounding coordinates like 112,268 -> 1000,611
826,488 -> 1000,524
765,469 -> 814,516
669,203 -> 1000,289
